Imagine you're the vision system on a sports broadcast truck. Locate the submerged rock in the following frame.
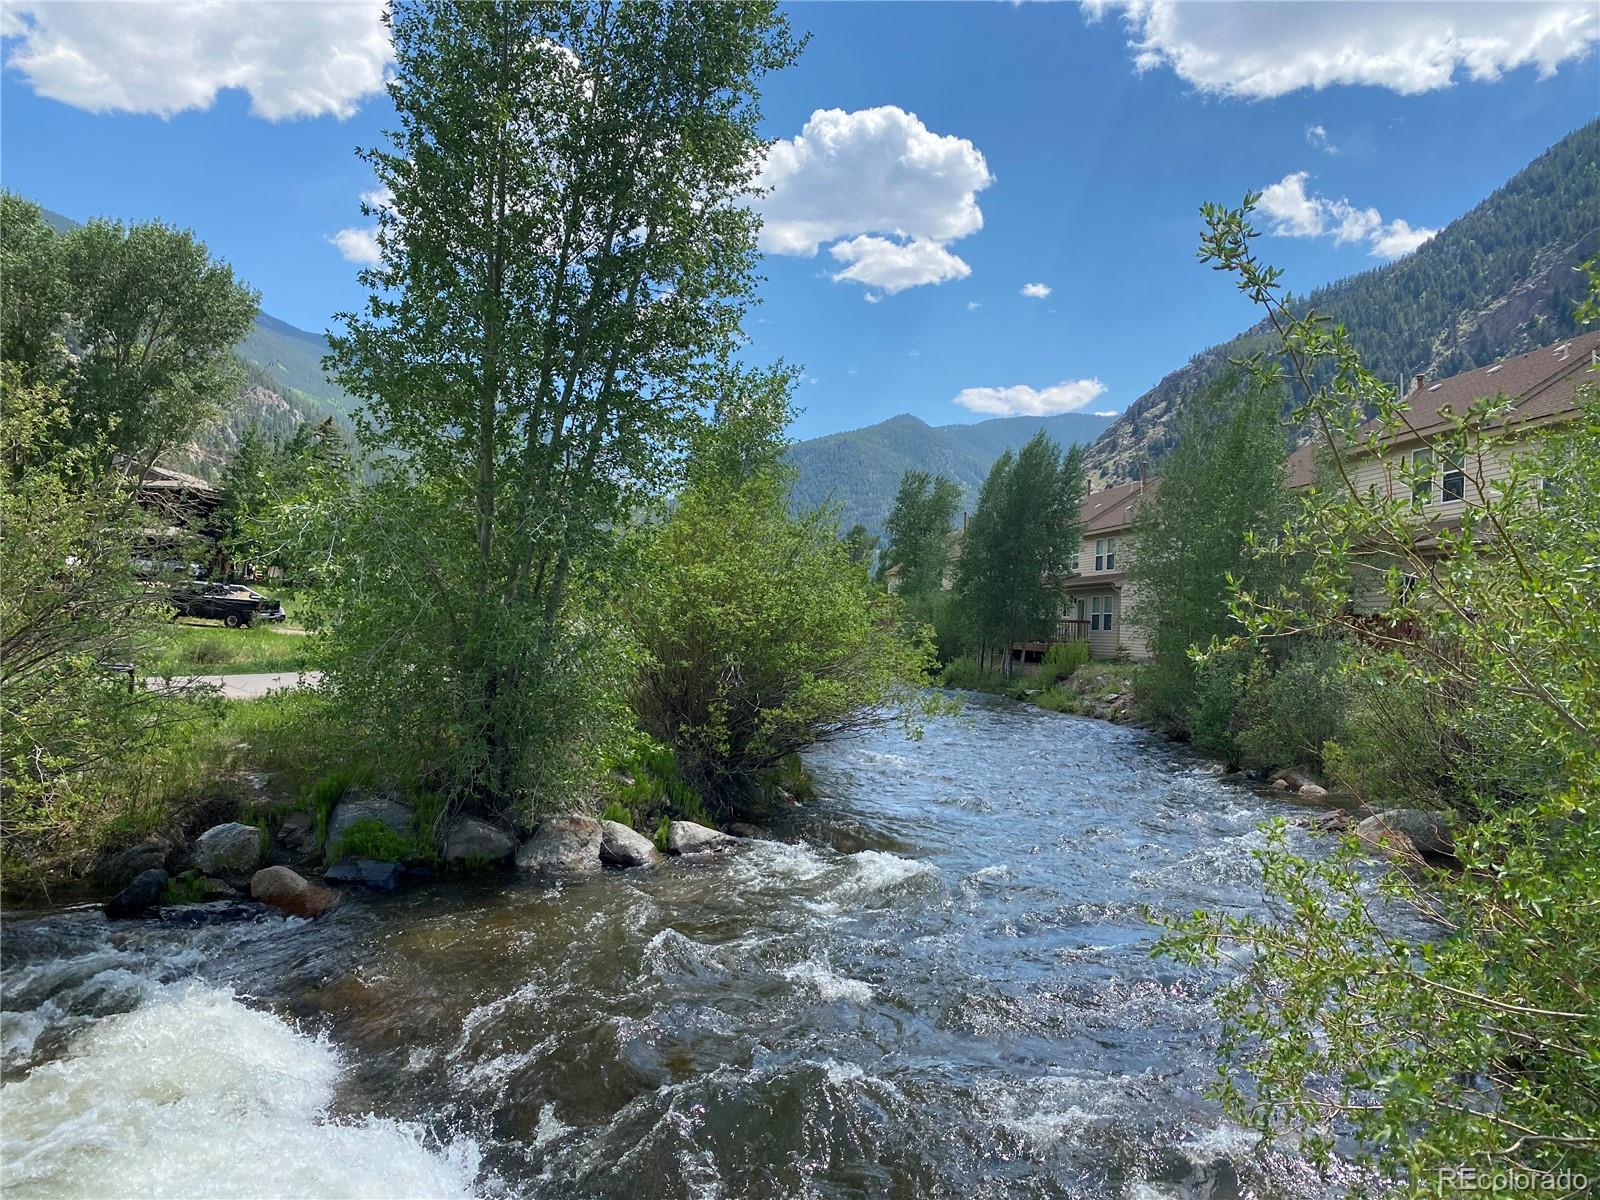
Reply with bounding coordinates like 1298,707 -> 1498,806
104,868 -> 168,918
325,795 -> 413,854
194,823 -> 263,877
515,814 -> 602,874
443,816 -> 516,866
1357,809 -> 1454,858
666,820 -> 734,855
326,859 -> 406,890
251,866 -> 340,917
599,820 -> 661,868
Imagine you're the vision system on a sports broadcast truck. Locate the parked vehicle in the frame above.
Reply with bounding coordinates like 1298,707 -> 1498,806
169,583 -> 287,628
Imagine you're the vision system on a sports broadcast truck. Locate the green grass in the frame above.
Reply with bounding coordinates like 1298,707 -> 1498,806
143,621 -> 315,678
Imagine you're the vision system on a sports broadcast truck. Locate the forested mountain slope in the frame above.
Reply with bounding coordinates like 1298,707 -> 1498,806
1088,119 -> 1600,483
40,206 -> 360,476
787,410 -> 1112,535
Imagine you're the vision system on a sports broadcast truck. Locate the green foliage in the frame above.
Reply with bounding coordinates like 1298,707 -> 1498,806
410,791 -> 446,861
840,523 -> 878,570
161,870 -> 212,906
939,655 -> 1007,692
1039,641 -> 1089,687
1128,368 -> 1294,732
624,394 -> 939,814
330,816 -> 415,864
1157,199 -> 1600,1192
145,623 -> 313,678
881,470 -> 962,595
653,816 -> 671,853
606,745 -> 711,830
302,764 -> 373,854
319,2 -> 799,823
599,799 -> 634,827
954,432 -> 1086,672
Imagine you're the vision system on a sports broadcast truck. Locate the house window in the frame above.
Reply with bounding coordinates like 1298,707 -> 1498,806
1090,595 -> 1114,632
1095,537 -> 1117,571
1070,548 -> 1080,574
1442,454 -> 1465,502
1410,448 -> 1434,505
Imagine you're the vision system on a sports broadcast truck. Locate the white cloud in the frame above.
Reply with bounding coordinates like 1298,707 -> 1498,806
828,236 -> 971,294
966,300 -> 982,310
1257,171 -> 1436,260
1,1 -> 391,120
1020,282 -> 1052,299
329,227 -> 381,265
1084,0 -> 1598,98
755,106 -> 992,295
1093,410 -> 1120,417
1305,123 -> 1339,154
953,378 -> 1107,417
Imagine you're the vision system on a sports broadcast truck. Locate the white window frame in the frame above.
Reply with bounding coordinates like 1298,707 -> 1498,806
1089,595 -> 1114,632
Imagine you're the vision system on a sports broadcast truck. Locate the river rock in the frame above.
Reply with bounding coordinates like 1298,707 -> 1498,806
194,822 -> 262,876
97,840 -> 171,889
104,868 -> 168,918
325,794 -> 414,855
1357,809 -> 1454,858
251,866 -> 340,917
275,811 -> 320,860
515,814 -> 602,874
725,822 -> 768,840
326,859 -> 406,890
599,820 -> 661,868
666,820 -> 734,855
443,816 -> 516,866
1297,782 -> 1329,798
1269,769 -> 1312,792
1354,819 -> 1422,862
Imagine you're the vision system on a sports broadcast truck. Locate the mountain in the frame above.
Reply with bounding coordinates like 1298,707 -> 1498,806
786,410 -> 1114,535
1087,119 -> 1600,483
38,206 -> 360,476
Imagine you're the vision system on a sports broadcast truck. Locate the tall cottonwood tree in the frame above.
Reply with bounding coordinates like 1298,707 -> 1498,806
955,432 -> 1085,672
324,1 -> 799,812
881,470 -> 961,595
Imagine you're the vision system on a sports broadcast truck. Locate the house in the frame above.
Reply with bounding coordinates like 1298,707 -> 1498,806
1283,331 -> 1598,612
127,462 -> 222,577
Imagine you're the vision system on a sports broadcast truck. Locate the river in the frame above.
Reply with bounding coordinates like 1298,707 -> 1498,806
1,693 -> 1365,1199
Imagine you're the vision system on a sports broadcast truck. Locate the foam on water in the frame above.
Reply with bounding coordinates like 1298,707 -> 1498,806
0,983 -> 481,1199
780,957 -> 873,1003
837,848 -> 939,894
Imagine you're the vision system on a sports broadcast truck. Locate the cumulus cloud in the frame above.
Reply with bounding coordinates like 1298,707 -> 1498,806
1083,0 -> 1598,98
1257,171 -> 1436,260
828,236 -> 971,294
1020,282 -> 1052,299
329,187 -> 393,264
754,106 -> 992,295
953,378 -> 1107,417
1,1 -> 391,120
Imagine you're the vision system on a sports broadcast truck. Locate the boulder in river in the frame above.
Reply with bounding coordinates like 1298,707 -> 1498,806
96,840 -> 172,889
515,814 -> 602,874
326,859 -> 406,890
194,822 -> 263,877
725,822 -> 768,840
1354,819 -> 1422,862
251,866 -> 341,917
599,820 -> 661,868
666,820 -> 734,855
1356,809 -> 1454,858
325,794 -> 414,856
443,816 -> 516,866
104,868 -> 168,918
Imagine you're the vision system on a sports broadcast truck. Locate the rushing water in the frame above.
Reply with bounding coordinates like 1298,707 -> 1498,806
2,694 -> 1363,1199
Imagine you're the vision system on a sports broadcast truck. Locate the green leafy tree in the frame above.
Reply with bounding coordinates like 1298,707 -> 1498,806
881,470 -> 961,595
322,1 -> 799,815
841,523 -> 878,570
623,377 -> 937,811
0,199 -> 256,890
1158,199 -> 1600,1195
955,432 -> 1085,673
1128,369 -> 1293,735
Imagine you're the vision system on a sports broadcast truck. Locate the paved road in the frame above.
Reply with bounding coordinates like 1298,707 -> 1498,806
147,671 -> 323,700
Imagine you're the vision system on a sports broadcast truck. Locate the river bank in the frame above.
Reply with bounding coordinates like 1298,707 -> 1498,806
2,693 -> 1390,1199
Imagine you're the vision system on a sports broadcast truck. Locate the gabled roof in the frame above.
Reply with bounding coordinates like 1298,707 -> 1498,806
1080,477 -> 1159,534
1286,331 -> 1600,488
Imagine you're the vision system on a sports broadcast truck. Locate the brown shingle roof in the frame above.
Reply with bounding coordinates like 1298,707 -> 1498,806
1079,477 -> 1159,533
1286,331 -> 1600,488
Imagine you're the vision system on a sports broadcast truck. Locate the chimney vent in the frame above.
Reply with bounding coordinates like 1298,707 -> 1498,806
1412,372 -> 1426,394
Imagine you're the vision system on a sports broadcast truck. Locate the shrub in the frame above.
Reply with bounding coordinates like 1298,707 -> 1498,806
1231,637 -> 1349,773
330,816 -> 414,863
302,763 -> 374,852
940,655 -> 1005,691
1040,640 -> 1089,686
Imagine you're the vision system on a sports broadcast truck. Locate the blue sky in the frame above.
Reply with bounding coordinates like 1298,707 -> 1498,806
3,1 -> 1596,440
